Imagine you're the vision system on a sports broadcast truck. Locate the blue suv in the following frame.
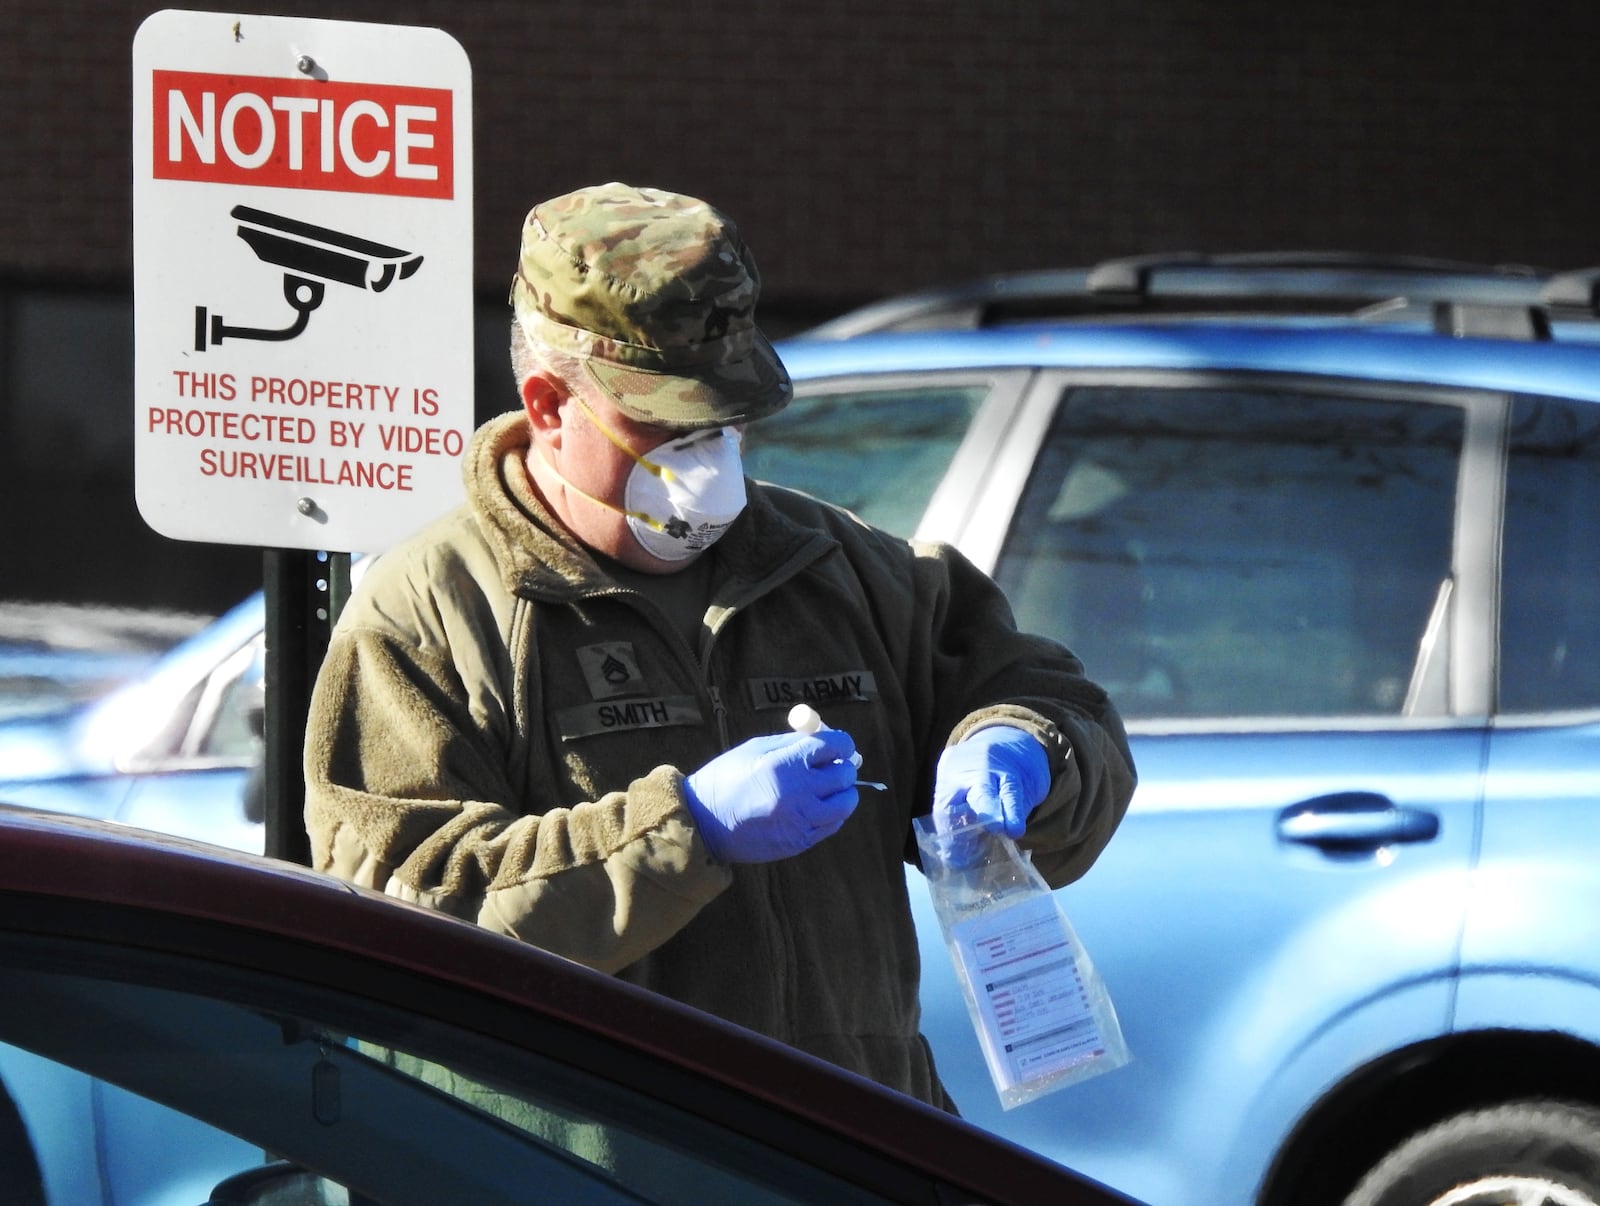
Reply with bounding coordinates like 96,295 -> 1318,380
4,254 -> 1600,1205
753,255 -> 1600,1206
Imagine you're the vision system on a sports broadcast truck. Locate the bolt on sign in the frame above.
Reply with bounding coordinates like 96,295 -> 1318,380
132,11 -> 473,553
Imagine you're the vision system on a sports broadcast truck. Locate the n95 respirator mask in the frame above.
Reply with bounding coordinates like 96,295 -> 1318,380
621,424 -> 747,561
558,396 -> 748,562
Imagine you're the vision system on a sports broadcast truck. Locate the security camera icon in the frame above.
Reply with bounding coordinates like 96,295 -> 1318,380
193,205 -> 423,351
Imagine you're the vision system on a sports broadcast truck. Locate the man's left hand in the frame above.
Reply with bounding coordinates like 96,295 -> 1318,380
932,726 -> 1051,838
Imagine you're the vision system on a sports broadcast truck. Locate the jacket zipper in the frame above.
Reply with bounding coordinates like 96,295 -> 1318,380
708,684 -> 730,747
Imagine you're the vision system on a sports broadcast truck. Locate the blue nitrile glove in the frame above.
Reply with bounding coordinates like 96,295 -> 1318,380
932,725 -> 1052,838
684,729 -> 861,863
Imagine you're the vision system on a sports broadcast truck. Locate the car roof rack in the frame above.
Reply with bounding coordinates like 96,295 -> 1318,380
800,252 -> 1596,342
1541,267 -> 1600,313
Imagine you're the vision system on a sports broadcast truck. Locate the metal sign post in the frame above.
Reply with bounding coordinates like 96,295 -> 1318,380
260,548 -> 351,865
262,550 -> 314,865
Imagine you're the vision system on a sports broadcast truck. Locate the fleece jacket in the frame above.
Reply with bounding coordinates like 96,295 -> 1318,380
304,411 -> 1137,1109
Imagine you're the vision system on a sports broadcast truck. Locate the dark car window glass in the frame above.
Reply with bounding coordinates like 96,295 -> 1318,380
1500,395 -> 1600,712
0,940 -> 882,1206
994,386 -> 1464,719
740,385 -> 986,536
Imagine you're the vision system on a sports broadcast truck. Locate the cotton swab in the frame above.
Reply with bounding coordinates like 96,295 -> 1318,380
788,704 -> 887,790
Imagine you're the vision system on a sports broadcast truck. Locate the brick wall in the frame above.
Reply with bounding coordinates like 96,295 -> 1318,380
2,0 -> 1597,610
7,0 -> 1598,304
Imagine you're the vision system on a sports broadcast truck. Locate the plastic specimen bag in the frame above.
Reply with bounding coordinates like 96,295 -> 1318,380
914,815 -> 1131,1110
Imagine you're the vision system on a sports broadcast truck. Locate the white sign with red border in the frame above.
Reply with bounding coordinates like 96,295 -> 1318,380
133,10 -> 473,553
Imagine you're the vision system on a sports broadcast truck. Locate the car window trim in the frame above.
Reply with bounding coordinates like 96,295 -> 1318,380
1455,385 -> 1508,719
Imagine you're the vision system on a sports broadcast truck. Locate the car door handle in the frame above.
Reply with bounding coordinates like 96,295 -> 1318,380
1276,792 -> 1440,854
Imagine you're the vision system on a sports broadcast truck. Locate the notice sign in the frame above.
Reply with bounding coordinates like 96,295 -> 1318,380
132,11 -> 473,553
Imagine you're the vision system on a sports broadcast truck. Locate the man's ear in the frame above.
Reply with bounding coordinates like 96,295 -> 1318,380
519,371 -> 565,435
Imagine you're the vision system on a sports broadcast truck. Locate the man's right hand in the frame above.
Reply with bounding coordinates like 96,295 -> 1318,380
684,730 -> 861,863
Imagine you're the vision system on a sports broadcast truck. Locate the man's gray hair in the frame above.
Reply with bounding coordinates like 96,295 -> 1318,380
509,318 -> 587,389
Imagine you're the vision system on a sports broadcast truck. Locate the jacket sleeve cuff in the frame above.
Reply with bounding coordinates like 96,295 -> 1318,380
949,705 -> 1073,774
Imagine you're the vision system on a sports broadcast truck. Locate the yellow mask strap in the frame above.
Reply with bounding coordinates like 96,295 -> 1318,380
573,394 -> 675,484
536,444 -> 668,532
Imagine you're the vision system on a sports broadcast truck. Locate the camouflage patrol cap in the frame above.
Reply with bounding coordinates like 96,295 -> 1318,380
510,182 -> 792,430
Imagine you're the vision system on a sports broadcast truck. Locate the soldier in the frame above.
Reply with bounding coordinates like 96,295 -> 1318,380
304,181 -> 1135,1111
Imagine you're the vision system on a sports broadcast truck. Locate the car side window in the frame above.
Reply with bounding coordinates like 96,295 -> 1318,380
740,384 -> 986,537
993,385 -> 1464,719
0,940 -> 881,1206
1500,395 -> 1600,712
